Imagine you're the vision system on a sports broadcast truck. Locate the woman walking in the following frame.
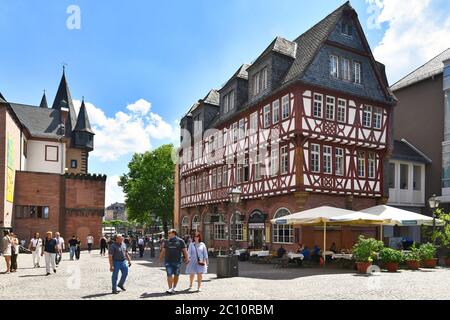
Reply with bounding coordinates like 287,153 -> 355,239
100,236 -> 107,256
75,237 -> 81,260
10,233 -> 19,272
2,230 -> 12,274
29,233 -> 43,268
186,231 -> 208,292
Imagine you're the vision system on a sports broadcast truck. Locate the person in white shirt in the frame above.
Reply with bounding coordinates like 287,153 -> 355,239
29,233 -> 43,268
138,237 -> 145,258
87,235 -> 94,253
55,232 -> 65,266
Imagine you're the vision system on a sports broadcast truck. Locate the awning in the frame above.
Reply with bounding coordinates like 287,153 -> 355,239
271,206 -> 357,226
361,205 -> 444,226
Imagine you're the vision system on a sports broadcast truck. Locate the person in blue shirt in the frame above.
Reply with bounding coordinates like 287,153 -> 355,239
302,246 -> 311,261
312,245 -> 321,264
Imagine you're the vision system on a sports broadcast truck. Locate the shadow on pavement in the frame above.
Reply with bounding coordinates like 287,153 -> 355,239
82,293 -> 114,299
19,274 -> 47,278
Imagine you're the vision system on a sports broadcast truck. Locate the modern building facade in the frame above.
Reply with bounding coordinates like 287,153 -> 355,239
175,2 -> 396,252
391,49 -> 450,212
0,70 -> 106,247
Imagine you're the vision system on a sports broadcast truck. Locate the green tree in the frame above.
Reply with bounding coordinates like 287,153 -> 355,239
119,144 -> 175,235
433,208 -> 450,248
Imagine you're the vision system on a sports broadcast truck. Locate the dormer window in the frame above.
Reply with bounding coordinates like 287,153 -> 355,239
354,62 -> 362,84
253,67 -> 268,96
330,55 -> 339,78
223,91 -> 235,113
343,58 -> 351,81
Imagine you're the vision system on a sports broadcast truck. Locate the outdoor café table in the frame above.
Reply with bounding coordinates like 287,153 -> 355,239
287,253 -> 304,260
332,253 -> 353,260
235,249 -> 247,256
323,251 -> 335,257
250,250 -> 270,257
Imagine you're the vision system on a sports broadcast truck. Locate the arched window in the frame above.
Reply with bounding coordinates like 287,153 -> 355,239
230,212 -> 245,241
181,216 -> 190,236
192,215 -> 200,231
214,214 -> 226,240
272,208 -> 293,244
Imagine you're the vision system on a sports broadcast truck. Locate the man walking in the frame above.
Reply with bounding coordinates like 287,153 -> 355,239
100,236 -> 107,256
159,229 -> 188,294
55,232 -> 65,266
109,234 -> 132,294
42,231 -> 58,275
29,233 -> 43,268
68,236 -> 78,261
138,236 -> 145,258
87,234 -> 94,253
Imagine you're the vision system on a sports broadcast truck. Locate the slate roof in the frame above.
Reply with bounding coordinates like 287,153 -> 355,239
74,99 -> 94,134
250,37 -> 297,66
0,92 -> 6,103
202,89 -> 220,106
9,103 -> 63,139
391,48 -> 450,92
391,139 -> 432,164
39,92 -> 48,109
52,70 -> 77,131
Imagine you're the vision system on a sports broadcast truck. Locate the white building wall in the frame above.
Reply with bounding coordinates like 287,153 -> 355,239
25,140 -> 66,174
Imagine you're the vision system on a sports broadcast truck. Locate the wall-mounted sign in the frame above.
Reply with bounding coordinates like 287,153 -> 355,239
6,135 -> 15,203
248,223 -> 265,229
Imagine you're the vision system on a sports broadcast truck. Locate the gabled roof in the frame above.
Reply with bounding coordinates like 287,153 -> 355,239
249,36 -> 297,67
10,103 -> 63,139
52,70 -> 77,131
220,64 -> 251,90
39,92 -> 48,108
391,139 -> 432,164
391,48 -> 450,92
74,99 -> 94,134
202,89 -> 220,106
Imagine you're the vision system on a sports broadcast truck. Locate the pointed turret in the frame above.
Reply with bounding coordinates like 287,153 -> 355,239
72,98 -> 94,151
52,68 -> 77,132
39,91 -> 48,108
0,92 -> 6,103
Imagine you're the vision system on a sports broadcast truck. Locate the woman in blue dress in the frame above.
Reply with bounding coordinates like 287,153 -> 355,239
186,231 -> 208,292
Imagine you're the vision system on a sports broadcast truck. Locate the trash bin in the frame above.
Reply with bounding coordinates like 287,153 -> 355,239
216,255 -> 230,278
216,255 -> 239,278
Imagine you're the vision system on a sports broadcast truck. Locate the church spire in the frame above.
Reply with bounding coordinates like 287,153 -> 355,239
0,92 -> 6,103
39,90 -> 48,108
52,67 -> 77,133
74,98 -> 94,134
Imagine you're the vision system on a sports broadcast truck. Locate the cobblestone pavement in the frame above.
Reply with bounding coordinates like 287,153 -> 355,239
0,250 -> 450,300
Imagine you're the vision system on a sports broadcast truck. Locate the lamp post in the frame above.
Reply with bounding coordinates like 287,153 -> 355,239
428,194 -> 440,242
229,187 -> 242,256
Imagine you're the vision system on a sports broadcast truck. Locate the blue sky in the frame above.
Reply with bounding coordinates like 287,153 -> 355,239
1,0 -> 450,204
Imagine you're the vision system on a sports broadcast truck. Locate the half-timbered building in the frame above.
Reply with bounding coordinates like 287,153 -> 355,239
175,2 -> 396,252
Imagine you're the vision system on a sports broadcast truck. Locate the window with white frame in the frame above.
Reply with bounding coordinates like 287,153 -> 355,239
224,91 -> 235,113
335,148 -> 344,176
326,96 -> 335,121
323,146 -> 332,174
223,130 -> 227,147
357,151 -> 365,177
273,208 -> 293,244
222,165 -> 228,187
330,55 -> 339,78
368,153 -> 376,179
354,62 -> 361,84
192,215 -> 200,231
363,106 -> 372,127
239,119 -> 245,139
313,94 -> 323,118
217,167 -> 222,188
373,107 -> 382,129
271,148 -> 279,176
254,67 -> 268,96
343,58 -> 351,81
272,100 -> 280,124
413,165 -> 422,191
311,144 -> 320,173
232,122 -> 238,143
280,146 -> 289,174
337,99 -> 346,123
244,158 -> 249,182
230,213 -> 244,241
263,104 -> 271,128
237,160 -> 243,184
282,95 -> 290,120
400,164 -> 409,190
214,215 -> 226,240
212,168 -> 217,189
261,67 -> 268,92
203,172 -> 208,191
255,153 -> 262,180
250,112 -> 258,132
181,216 -> 190,236
389,163 -> 396,189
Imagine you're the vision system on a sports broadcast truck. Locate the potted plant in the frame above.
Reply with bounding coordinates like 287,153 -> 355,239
379,248 -> 403,272
352,236 -> 384,274
445,252 -> 450,267
404,244 -> 421,270
419,243 -> 437,268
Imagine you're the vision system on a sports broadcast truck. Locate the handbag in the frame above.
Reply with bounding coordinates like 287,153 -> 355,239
194,243 -> 206,266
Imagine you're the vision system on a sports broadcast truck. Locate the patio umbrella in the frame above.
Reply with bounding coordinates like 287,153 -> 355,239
361,205 -> 444,226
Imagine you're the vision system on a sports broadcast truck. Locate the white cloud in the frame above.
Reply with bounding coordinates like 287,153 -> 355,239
366,0 -> 450,83
105,175 -> 124,206
73,98 -> 176,162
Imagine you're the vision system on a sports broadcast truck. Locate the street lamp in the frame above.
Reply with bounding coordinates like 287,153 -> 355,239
428,194 -> 440,239
229,187 -> 242,255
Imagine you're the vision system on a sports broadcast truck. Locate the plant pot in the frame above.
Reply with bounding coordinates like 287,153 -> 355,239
423,258 -> 438,268
356,262 -> 372,274
406,260 -> 420,270
385,262 -> 399,272
445,257 -> 450,267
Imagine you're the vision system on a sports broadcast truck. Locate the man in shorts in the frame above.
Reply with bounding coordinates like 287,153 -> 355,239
159,229 -> 188,294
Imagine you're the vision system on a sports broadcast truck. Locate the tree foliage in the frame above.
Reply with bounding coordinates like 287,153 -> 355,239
118,144 -> 175,234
